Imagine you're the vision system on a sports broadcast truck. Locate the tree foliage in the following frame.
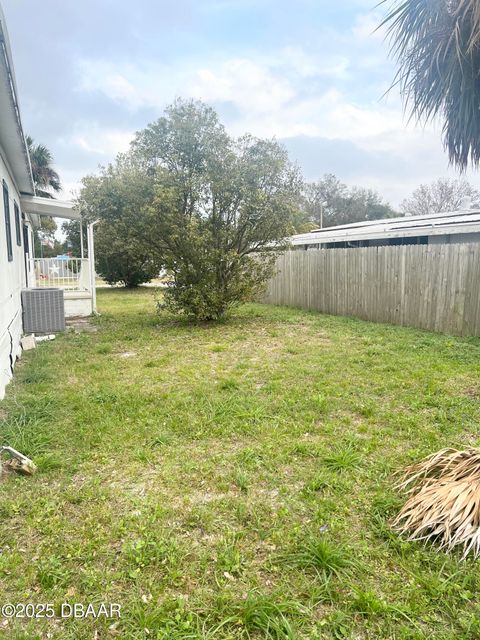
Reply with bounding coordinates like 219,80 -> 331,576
26,135 -> 61,198
381,0 -> 480,169
62,219 -> 87,257
133,99 -> 301,320
303,174 -> 397,228
77,156 -> 163,287
401,178 -> 480,217
27,135 -> 62,252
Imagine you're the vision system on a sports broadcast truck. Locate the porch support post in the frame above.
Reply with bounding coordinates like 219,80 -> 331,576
86,222 -> 98,314
80,220 -> 84,259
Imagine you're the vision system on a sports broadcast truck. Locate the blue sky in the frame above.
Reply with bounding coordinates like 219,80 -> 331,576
3,0 -> 478,207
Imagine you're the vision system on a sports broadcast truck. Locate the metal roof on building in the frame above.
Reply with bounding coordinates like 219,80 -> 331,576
291,209 -> 480,246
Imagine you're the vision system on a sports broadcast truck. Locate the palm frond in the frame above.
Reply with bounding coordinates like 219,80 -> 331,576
381,0 -> 480,169
456,0 -> 480,50
26,135 -> 62,195
392,448 -> 480,557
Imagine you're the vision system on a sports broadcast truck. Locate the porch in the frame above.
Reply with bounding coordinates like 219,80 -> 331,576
21,195 -> 97,319
28,257 -> 94,317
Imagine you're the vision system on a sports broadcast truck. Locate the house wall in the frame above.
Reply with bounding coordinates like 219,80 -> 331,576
0,147 -> 32,399
428,232 -> 480,245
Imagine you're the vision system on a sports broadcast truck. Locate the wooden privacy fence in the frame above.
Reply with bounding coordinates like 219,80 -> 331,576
261,243 -> 480,336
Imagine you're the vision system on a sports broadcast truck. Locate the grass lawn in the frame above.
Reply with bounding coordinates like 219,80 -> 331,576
2,288 -> 480,639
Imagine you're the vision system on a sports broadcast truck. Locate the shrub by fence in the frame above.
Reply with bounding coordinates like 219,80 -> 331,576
261,243 -> 480,336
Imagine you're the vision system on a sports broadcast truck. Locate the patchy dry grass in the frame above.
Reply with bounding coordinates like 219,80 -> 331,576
1,288 -> 480,638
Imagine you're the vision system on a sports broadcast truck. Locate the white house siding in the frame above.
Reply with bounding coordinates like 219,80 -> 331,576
0,148 -> 31,399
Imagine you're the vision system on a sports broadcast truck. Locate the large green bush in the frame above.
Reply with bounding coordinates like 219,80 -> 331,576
134,99 -> 301,320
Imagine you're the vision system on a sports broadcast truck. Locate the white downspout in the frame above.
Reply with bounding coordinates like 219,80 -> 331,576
87,220 -> 100,314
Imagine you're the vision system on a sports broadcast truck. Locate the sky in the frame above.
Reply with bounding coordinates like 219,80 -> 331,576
2,0 -> 479,208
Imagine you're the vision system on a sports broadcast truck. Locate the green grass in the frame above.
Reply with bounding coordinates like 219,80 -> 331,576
1,287 -> 480,638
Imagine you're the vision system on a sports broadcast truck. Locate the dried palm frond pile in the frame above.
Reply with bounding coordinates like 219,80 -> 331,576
392,448 -> 480,558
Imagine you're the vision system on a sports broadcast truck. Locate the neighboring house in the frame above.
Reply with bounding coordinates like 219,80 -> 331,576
292,208 -> 480,250
0,4 -> 96,400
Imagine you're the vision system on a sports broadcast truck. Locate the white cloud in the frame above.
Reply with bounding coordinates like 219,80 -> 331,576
73,38 -> 480,205
67,124 -> 133,157
75,52 -> 402,142
351,11 -> 385,43
277,46 -> 349,79
76,60 -> 160,112
53,129 -> 135,203
191,58 -> 294,113
102,73 -> 140,109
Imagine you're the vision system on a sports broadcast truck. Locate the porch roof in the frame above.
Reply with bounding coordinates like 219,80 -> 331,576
20,195 -> 80,223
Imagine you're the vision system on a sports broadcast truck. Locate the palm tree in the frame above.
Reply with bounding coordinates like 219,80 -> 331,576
26,135 -> 61,198
382,0 -> 480,169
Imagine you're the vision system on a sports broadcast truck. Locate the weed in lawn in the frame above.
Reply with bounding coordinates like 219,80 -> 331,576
370,513 -> 417,558
215,530 -> 244,578
349,588 -> 416,628
302,472 -> 336,496
233,469 -> 249,493
220,378 -> 240,391
35,452 -> 64,472
354,400 -> 376,418
126,603 -> 168,637
279,535 -> 355,579
149,432 -> 174,447
290,442 -> 320,458
321,610 -> 354,639
183,505 -> 216,532
123,534 -> 178,571
350,588 -> 389,616
285,346 -> 299,355
314,394 -> 329,414
236,447 -> 266,468
36,556 -> 71,590
126,599 -> 221,640
210,344 -> 227,353
370,492 -> 402,519
223,591 -> 303,639
92,390 -> 118,404
322,444 -> 361,472
407,562 -> 477,604
0,501 -> 15,519
64,489 -> 87,505
96,344 -> 112,354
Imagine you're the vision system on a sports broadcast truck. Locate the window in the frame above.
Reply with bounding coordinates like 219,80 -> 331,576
22,223 -> 29,253
3,180 -> 12,261
14,201 -> 21,246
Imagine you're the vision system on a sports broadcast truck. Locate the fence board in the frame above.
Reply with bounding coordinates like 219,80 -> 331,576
261,243 -> 480,336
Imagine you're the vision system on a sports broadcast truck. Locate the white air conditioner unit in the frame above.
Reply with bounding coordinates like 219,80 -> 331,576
21,288 -> 65,333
